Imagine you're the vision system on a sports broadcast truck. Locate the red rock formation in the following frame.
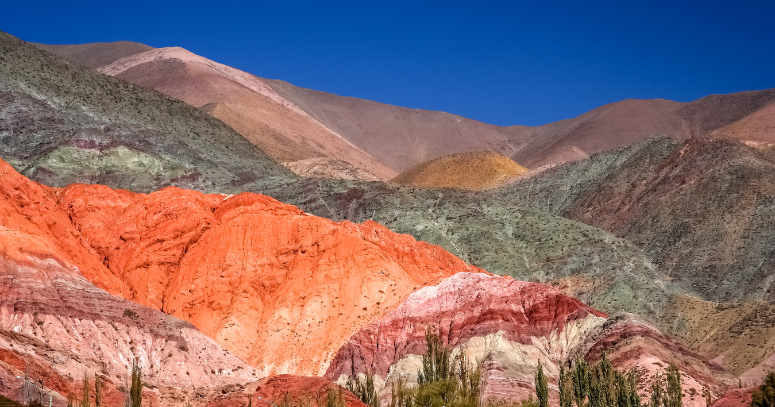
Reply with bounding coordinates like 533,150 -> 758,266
325,273 -> 732,407
1,158 -> 483,378
582,314 -> 734,406
0,158 -> 261,406
325,272 -> 606,403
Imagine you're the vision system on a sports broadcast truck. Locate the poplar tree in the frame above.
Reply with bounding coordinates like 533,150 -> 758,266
418,328 -> 450,385
665,364 -> 682,407
649,372 -> 665,407
347,371 -> 379,407
82,373 -> 90,407
572,358 -> 589,407
751,372 -> 775,407
558,366 -> 573,407
534,363 -> 548,407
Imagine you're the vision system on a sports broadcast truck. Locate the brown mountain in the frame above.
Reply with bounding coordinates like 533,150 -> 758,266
37,41 -> 775,176
391,151 -> 528,190
267,79 -> 775,171
32,41 -> 153,69
97,47 -> 394,180
711,102 -> 775,143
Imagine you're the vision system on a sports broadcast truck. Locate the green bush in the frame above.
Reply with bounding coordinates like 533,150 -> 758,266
751,373 -> 775,407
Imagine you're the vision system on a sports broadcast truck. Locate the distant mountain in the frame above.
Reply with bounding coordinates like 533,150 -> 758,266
264,78 -> 530,172
1,32 -> 295,193
37,41 -> 775,175
32,40 -> 153,68
96,47 -> 394,180
267,79 -> 775,170
711,102 -> 775,143
391,151 -> 528,190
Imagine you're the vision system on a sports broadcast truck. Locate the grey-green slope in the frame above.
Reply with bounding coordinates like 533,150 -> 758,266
0,31 -> 295,192
496,136 -> 775,304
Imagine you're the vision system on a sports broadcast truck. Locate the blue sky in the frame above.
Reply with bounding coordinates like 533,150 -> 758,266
3,1 -> 774,126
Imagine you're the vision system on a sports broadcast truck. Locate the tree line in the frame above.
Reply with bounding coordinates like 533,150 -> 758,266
346,328 -> 685,407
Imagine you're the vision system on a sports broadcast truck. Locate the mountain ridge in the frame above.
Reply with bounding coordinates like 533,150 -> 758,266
35,40 -> 775,175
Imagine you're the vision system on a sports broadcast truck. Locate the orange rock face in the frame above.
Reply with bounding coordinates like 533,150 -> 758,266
0,159 -> 486,377
0,159 -> 127,294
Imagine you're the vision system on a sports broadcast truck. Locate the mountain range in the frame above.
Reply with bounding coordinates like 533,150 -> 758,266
1,31 -> 774,407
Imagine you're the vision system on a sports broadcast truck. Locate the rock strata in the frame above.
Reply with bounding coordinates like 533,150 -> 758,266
0,157 -> 483,378
326,273 -> 732,407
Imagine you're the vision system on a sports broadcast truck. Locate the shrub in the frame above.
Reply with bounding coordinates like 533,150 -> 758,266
751,372 -> 775,407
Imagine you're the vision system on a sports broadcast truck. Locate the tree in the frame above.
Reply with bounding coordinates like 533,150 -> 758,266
649,372 -> 665,407
665,364 -> 682,407
347,371 -> 379,407
572,358 -> 590,407
410,327 -> 482,407
418,328 -> 450,385
534,363 -> 548,407
751,372 -> 775,407
326,387 -> 346,407
649,364 -> 681,407
389,376 -> 414,407
82,373 -> 90,407
130,358 -> 142,407
94,375 -> 102,407
558,366 -> 572,407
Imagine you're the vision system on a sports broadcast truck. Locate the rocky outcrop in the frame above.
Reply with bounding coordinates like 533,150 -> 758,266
325,273 -> 732,407
63,184 -> 481,376
326,273 -> 606,382
0,252 -> 260,407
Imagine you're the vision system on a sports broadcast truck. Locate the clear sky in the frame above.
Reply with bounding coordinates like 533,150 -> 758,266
2,1 -> 774,126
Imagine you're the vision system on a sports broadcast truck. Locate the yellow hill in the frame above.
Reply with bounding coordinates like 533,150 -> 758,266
390,151 -> 528,191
